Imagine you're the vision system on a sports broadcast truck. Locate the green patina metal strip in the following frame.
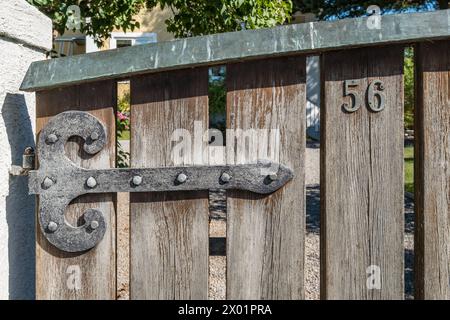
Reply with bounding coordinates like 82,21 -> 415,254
21,9 -> 450,92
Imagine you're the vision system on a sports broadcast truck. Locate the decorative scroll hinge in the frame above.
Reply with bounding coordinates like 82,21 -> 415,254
27,111 -> 293,253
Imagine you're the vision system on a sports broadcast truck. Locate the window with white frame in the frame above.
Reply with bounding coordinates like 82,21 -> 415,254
109,32 -> 157,50
85,32 -> 157,53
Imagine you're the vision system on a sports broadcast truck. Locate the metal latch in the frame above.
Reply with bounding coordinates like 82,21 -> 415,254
28,111 -> 294,253
9,147 -> 35,176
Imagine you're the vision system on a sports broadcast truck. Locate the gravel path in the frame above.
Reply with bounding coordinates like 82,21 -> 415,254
117,141 -> 415,300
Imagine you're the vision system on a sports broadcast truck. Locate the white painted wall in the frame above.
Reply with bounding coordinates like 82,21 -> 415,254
306,56 -> 320,141
0,0 -> 52,299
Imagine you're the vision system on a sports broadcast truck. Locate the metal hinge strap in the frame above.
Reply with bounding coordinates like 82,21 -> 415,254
29,111 -> 294,253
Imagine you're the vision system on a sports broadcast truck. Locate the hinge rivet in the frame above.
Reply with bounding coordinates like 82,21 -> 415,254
268,173 -> 278,182
90,132 -> 99,141
132,175 -> 142,186
86,177 -> 97,188
90,220 -> 99,230
220,172 -> 231,183
46,134 -> 58,144
42,177 -> 54,189
47,221 -> 58,232
176,173 -> 187,184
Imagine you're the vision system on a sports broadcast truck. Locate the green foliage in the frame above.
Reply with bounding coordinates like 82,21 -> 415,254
118,91 -> 131,113
404,146 -> 414,193
404,47 -> 415,130
27,0 -> 145,45
28,0 -> 447,45
117,90 -> 130,138
28,0 -> 292,44
117,141 -> 130,168
117,111 -> 129,137
209,68 -> 227,136
145,0 -> 292,37
292,1 -> 443,20
117,93 -> 131,167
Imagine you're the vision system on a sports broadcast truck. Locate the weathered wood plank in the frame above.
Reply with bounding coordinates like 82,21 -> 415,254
321,46 -> 404,299
36,81 -> 117,299
21,10 -> 450,92
415,40 -> 450,300
130,68 -> 209,299
226,56 -> 306,299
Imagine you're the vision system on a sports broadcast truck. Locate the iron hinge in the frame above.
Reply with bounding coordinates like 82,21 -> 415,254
28,111 -> 294,253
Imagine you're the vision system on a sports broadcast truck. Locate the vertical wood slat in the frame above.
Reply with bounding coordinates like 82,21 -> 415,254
226,56 -> 306,299
415,40 -> 450,300
130,68 -> 209,299
36,81 -> 117,299
321,46 -> 404,299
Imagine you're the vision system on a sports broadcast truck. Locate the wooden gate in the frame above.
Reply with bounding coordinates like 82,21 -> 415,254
21,9 -> 450,300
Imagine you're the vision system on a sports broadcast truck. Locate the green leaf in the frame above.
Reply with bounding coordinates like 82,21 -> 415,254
27,0 -> 294,43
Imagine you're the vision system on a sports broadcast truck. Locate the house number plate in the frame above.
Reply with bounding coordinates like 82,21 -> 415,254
342,79 -> 385,113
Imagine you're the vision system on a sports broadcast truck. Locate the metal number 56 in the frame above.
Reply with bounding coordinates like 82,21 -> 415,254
367,80 -> 385,112
343,79 -> 362,113
342,79 -> 385,113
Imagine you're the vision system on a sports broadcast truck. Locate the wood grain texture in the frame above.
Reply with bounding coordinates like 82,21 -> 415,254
321,46 -> 404,299
130,68 -> 209,299
415,40 -> 450,300
226,56 -> 306,299
36,80 -> 117,299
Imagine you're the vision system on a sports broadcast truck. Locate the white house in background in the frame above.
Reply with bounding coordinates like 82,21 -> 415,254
53,6 -> 173,57
306,56 -> 320,141
293,12 -> 321,141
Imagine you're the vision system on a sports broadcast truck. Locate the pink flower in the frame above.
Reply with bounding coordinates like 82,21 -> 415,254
117,112 -> 128,121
